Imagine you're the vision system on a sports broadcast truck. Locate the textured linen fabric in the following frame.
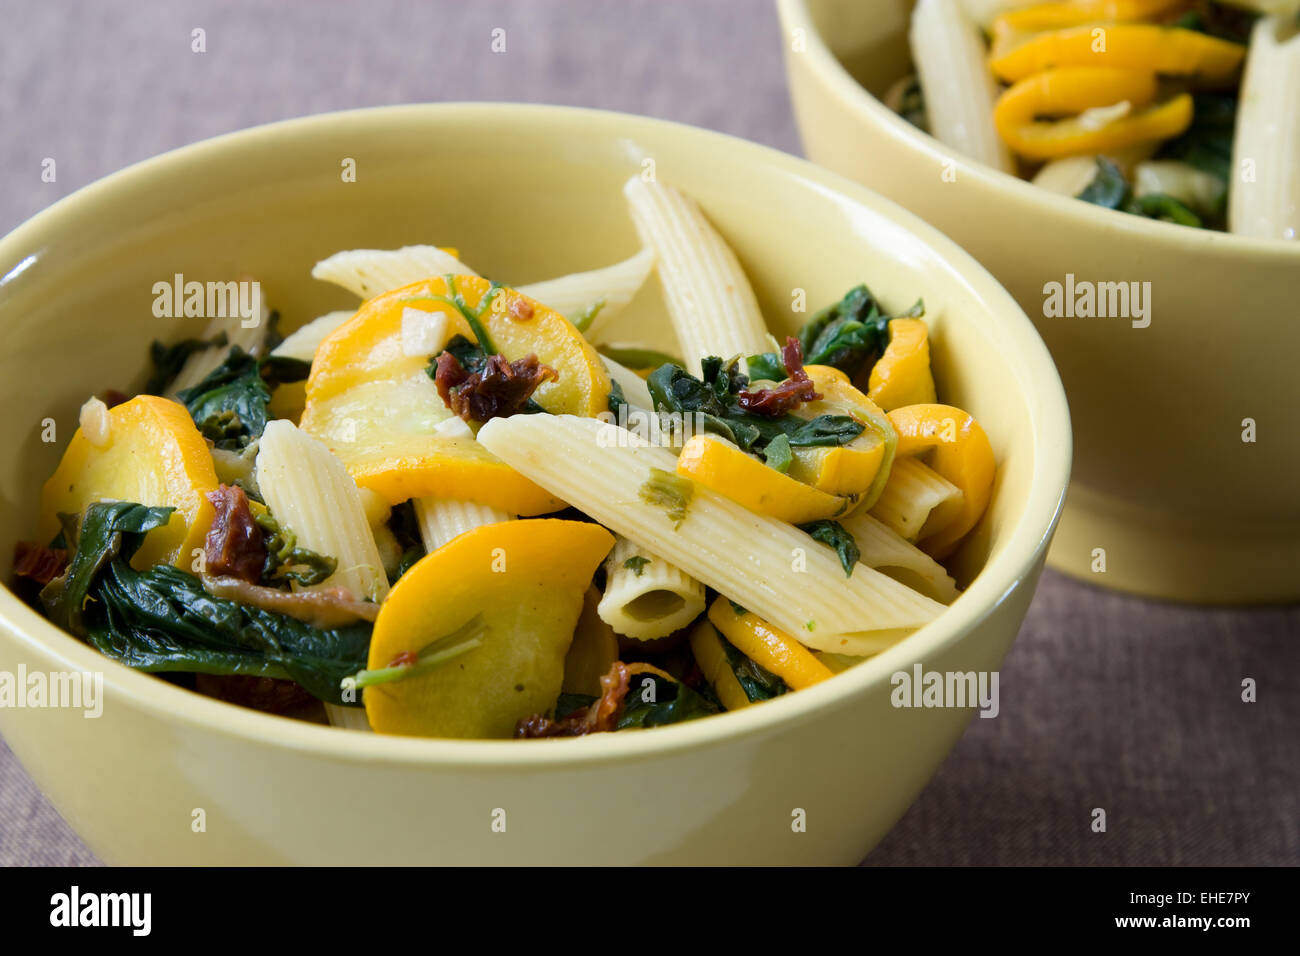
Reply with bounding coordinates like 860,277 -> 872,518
0,0 -> 1296,867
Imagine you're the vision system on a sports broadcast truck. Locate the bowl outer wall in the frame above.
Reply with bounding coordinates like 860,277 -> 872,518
780,0 -> 1300,603
0,103 -> 1068,864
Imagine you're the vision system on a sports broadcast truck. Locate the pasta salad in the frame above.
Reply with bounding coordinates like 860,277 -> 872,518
896,0 -> 1299,238
14,178 -> 996,740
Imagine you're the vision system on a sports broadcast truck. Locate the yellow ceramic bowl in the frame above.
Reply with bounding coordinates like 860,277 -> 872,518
780,0 -> 1300,603
0,104 -> 1068,865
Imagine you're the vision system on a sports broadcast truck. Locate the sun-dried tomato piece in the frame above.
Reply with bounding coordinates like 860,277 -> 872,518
97,389 -> 129,409
515,661 -> 631,738
12,541 -> 69,586
735,336 -> 822,417
204,484 -> 266,583
194,674 -> 320,716
508,297 -> 535,321
435,350 -> 558,425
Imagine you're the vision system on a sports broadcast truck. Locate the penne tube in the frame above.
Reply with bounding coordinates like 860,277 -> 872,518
1229,15 -> 1300,240
170,292 -> 273,394
623,177 -> 770,374
911,0 -> 1016,173
517,247 -> 656,341
311,245 -> 476,299
255,419 -> 389,604
839,512 -> 960,604
324,704 -> 373,731
870,456 -> 963,543
597,535 -> 706,640
414,497 -> 513,551
477,414 -> 945,655
270,310 -> 356,362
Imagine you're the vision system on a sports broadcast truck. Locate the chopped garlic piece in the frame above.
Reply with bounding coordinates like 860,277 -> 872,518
401,307 -> 450,357
79,397 -> 111,448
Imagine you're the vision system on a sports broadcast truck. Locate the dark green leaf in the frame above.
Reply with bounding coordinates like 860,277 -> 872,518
40,502 -> 175,634
745,351 -> 786,382
798,519 -> 860,577
646,362 -> 862,456
623,555 -> 650,577
258,354 -> 311,388
798,284 -> 891,380
784,414 -> 864,448
607,377 -> 628,418
255,511 -> 337,587
90,562 -> 370,705
143,335 -> 229,396
1157,94 -> 1236,184
895,74 -> 929,132
763,433 -> 793,473
717,634 -> 789,702
617,672 -> 719,729
572,298 -> 605,333
176,347 -> 270,450
1076,157 -> 1131,210
387,501 -> 425,586
555,692 -> 597,717
1128,193 -> 1203,228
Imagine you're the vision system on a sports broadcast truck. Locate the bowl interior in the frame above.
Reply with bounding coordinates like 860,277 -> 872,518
0,104 -> 1068,753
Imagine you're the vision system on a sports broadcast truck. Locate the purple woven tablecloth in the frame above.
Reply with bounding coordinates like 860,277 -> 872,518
1,0 -> 1296,867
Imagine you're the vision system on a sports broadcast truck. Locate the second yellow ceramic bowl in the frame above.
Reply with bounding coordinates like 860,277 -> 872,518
0,104 -> 1069,864
780,0 -> 1300,603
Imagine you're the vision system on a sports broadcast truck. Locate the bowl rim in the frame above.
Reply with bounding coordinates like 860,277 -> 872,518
778,0 -> 1300,260
0,101 -> 1071,768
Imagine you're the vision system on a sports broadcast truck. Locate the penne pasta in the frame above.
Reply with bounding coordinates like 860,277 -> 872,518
270,310 -> 356,362
623,177 -> 769,374
910,0 -> 1015,173
517,247 -> 656,341
477,414 -> 945,655
324,704 -> 373,731
414,497 -> 513,551
255,419 -> 389,604
870,456 -> 963,543
311,245 -> 476,299
1229,15 -> 1300,240
170,294 -> 273,394
597,535 -> 707,640
839,512 -> 960,604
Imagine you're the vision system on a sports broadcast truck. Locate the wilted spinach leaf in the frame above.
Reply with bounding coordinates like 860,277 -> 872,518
90,562 -> 370,705
798,519 -> 860,577
255,511 -> 337,587
1076,158 -> 1131,210
143,334 -> 227,395
40,500 -> 369,706
1158,95 -> 1235,183
748,285 -> 923,383
176,347 -> 270,450
258,354 -> 311,388
1077,157 -> 1209,229
718,634 -> 788,702
40,502 -> 176,634
646,361 -> 863,458
618,672 -> 719,728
